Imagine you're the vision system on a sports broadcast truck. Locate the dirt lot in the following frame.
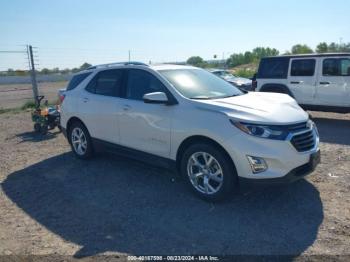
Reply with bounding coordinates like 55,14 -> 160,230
0,82 -> 67,109
0,110 -> 349,260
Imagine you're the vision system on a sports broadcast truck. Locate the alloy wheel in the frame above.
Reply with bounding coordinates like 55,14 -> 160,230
187,151 -> 224,195
71,127 -> 87,156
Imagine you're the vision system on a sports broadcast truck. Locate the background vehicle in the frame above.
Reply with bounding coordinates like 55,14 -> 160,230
255,53 -> 350,113
209,69 -> 253,92
60,62 -> 320,201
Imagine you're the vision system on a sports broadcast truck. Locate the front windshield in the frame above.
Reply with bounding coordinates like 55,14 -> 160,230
159,69 -> 242,99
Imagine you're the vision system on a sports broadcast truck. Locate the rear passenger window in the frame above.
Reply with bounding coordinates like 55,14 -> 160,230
66,72 -> 91,91
340,59 -> 350,76
126,69 -> 166,101
291,59 -> 315,76
85,69 -> 124,96
258,58 -> 289,79
323,59 -> 339,76
323,58 -> 350,76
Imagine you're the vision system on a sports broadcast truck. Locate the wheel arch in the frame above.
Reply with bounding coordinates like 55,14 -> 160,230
175,135 -> 237,173
66,117 -> 89,144
260,83 -> 295,98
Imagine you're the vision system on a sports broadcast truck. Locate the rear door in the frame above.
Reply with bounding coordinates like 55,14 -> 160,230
316,57 -> 350,106
78,69 -> 125,144
288,58 -> 317,104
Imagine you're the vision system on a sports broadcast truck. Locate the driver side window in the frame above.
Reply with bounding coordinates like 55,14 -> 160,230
126,69 -> 166,101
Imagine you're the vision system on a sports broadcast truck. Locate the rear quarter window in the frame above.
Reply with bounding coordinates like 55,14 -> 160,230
257,58 -> 289,79
66,72 -> 91,91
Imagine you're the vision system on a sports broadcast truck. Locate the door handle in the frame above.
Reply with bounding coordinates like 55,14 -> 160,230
319,81 -> 330,85
123,104 -> 131,111
290,81 -> 303,84
83,97 -> 89,103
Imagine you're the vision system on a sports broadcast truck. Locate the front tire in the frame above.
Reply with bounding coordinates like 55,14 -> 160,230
68,121 -> 94,159
180,143 -> 237,201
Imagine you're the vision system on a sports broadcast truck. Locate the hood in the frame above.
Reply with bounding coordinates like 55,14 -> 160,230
195,92 -> 308,125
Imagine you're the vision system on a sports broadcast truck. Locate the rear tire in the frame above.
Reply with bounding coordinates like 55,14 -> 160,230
68,121 -> 94,159
41,124 -> 48,135
180,143 -> 237,201
34,123 -> 41,133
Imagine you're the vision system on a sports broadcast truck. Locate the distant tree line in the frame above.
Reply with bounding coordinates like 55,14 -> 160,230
186,41 -> 350,68
226,47 -> 279,67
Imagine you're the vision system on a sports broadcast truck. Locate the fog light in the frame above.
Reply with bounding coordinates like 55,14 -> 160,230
247,156 -> 268,173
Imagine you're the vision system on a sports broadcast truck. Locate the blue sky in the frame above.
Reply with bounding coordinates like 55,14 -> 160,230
1,0 -> 349,70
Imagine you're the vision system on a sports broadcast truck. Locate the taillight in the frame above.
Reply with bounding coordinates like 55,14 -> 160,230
59,94 -> 66,104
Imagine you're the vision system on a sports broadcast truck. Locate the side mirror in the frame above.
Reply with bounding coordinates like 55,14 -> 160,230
143,92 -> 169,104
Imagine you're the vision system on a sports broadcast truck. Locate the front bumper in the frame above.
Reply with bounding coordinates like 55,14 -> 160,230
239,149 -> 320,186
223,126 -> 320,181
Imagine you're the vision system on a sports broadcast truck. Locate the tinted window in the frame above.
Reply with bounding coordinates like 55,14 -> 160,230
340,59 -> 350,76
323,58 -> 350,76
86,69 -> 124,96
291,59 -> 315,76
66,72 -> 91,91
258,58 -> 289,79
126,69 -> 166,100
323,59 -> 338,76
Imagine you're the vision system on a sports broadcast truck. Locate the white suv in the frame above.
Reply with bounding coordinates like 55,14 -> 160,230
255,53 -> 350,112
60,62 -> 320,201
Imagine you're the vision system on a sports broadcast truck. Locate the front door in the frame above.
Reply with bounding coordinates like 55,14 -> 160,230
118,69 -> 173,157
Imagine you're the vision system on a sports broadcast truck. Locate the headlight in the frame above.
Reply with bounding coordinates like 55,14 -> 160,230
308,119 -> 319,137
230,120 -> 289,140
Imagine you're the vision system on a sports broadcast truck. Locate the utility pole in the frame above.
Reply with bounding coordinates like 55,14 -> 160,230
128,50 -> 131,62
27,45 -> 39,106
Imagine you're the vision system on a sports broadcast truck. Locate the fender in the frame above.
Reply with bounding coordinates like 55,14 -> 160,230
260,84 -> 295,98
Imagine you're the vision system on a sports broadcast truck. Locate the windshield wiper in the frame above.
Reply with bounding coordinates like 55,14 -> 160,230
215,94 -> 241,99
190,94 -> 241,100
189,96 -> 211,100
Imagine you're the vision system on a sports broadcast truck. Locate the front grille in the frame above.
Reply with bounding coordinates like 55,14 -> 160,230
287,122 -> 308,133
291,130 -> 315,152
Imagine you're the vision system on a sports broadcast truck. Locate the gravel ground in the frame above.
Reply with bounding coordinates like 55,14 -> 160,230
0,110 -> 349,261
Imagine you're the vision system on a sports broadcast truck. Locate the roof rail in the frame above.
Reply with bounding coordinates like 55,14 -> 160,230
86,61 -> 149,70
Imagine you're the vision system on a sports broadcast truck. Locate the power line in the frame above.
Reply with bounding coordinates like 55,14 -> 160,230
0,51 -> 27,53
